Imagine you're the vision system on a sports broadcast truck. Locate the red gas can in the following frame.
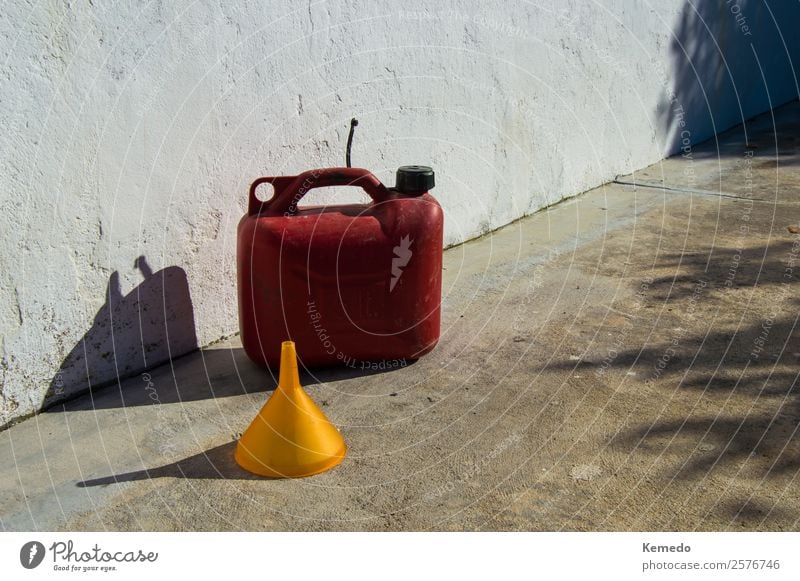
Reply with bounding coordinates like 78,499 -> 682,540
237,165 -> 443,369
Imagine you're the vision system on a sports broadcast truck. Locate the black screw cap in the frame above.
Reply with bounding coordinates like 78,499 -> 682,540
395,165 -> 435,195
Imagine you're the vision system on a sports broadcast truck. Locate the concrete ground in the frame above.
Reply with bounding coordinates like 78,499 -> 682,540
2,102 -> 799,532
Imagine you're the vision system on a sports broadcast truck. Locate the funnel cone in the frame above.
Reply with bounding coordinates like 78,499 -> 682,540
234,341 -> 347,478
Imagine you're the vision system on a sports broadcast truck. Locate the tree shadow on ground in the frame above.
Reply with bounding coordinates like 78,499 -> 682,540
646,241 -> 797,300
550,240 -> 800,483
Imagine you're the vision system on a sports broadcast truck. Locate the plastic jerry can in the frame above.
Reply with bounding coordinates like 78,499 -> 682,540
237,164 -> 443,368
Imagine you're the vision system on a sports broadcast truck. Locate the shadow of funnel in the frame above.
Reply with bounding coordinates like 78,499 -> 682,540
77,441 -> 260,486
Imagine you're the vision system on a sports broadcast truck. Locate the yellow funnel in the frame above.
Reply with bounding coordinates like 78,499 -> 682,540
234,341 -> 347,478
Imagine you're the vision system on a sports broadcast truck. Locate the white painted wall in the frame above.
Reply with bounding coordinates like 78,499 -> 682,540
2,0 -> 798,424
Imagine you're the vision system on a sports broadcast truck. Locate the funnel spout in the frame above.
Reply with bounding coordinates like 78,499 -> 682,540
278,341 -> 300,391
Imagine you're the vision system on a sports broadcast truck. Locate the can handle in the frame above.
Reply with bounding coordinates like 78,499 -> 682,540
248,167 -> 390,216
